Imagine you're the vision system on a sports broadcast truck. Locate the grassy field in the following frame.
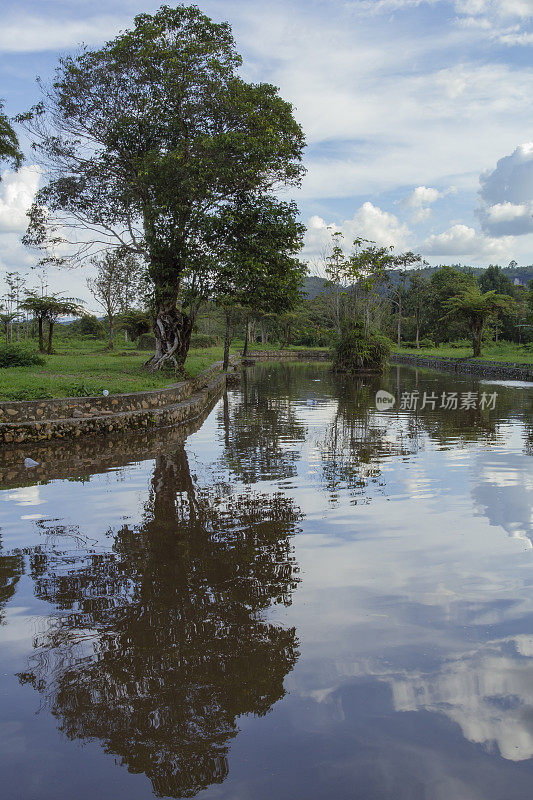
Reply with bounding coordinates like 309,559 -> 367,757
0,335 -> 333,401
0,338 -> 241,401
396,342 -> 533,365
2,336 -> 530,402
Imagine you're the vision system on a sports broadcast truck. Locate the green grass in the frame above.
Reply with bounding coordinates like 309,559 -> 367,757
396,341 -> 533,365
0,336 -> 327,401
0,338 -> 239,401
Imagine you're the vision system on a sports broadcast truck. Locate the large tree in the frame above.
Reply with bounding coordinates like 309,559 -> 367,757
19,5 -> 305,370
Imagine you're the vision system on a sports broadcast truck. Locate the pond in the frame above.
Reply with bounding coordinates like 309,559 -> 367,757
1,361 -> 533,800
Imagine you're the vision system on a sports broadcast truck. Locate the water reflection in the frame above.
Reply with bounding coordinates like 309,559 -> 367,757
16,445 -> 301,798
0,362 -> 532,799
0,535 -> 23,625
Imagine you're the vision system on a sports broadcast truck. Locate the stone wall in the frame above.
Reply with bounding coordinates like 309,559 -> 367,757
0,350 -> 331,447
0,396 -> 218,489
392,353 -> 533,382
246,349 -> 330,361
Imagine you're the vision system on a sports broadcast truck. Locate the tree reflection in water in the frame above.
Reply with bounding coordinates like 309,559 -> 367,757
0,536 -> 24,626
18,445 -> 302,799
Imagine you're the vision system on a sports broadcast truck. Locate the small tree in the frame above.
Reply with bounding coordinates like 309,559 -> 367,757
88,251 -> 142,349
427,266 -> 477,346
324,231 -> 349,336
21,294 -> 83,353
405,272 -> 430,348
443,287 -> 515,358
332,320 -> 392,374
388,252 -> 424,347
349,239 -> 395,333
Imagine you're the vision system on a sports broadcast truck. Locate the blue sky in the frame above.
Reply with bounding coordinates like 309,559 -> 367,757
0,0 -> 532,308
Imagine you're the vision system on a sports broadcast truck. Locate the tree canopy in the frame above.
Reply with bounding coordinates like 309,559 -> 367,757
0,100 -> 23,178
20,4 -> 305,370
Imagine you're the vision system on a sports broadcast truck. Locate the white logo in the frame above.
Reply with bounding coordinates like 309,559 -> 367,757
375,390 -> 395,411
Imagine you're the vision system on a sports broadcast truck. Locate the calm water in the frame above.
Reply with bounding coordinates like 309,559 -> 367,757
1,362 -> 533,800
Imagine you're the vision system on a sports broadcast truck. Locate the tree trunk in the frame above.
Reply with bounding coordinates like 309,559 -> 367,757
415,316 -> 420,349
144,305 -> 193,372
109,316 -> 114,350
249,319 -> 256,344
38,316 -> 45,353
397,295 -> 402,347
223,309 -> 232,371
472,321 -> 483,358
243,316 -> 250,357
47,319 -> 54,355
260,320 -> 268,345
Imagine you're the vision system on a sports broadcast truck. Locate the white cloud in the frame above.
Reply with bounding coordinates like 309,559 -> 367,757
402,185 -> 443,222
0,166 -> 41,232
405,186 -> 443,207
479,142 -> 533,235
346,202 -> 410,248
0,15 -> 126,53
487,201 -> 533,223
454,0 -> 533,44
420,223 -> 515,259
304,203 -> 410,261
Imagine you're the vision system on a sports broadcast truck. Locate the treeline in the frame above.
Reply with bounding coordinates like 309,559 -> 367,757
228,264 -> 533,355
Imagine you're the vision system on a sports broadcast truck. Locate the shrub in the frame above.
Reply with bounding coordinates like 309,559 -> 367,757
138,333 -> 156,350
69,315 -> 106,338
0,345 -> 45,367
332,322 -> 392,374
418,337 -> 435,348
190,333 -> 220,348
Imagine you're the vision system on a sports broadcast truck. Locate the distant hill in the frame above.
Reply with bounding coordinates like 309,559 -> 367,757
303,275 -> 330,299
384,264 -> 533,289
303,265 -> 533,298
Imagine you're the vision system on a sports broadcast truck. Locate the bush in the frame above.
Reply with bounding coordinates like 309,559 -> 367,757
69,315 -> 106,338
190,333 -> 220,348
332,322 -> 392,374
0,345 -> 45,367
418,337 -> 435,348
138,333 -> 156,350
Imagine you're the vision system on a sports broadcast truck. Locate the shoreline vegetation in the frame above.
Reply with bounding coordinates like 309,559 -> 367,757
1,338 -> 532,403
396,342 -> 533,366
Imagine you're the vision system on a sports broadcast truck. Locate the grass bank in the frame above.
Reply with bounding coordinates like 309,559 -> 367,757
0,338 -> 327,401
396,342 -> 533,365
0,339 -> 240,401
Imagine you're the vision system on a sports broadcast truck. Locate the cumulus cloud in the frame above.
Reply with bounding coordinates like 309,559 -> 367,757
420,223 -> 514,259
405,186 -> 442,207
402,185 -> 443,222
479,143 -> 533,235
304,202 -> 410,261
0,166 -> 41,232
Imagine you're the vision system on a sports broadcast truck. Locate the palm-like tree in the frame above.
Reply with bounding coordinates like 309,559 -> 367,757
443,287 -> 515,358
21,294 -> 84,353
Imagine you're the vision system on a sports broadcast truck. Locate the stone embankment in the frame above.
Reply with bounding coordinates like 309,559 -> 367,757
0,349 -> 330,447
392,353 -> 533,382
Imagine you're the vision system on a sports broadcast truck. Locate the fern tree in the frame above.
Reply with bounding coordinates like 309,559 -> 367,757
443,287 -> 515,358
